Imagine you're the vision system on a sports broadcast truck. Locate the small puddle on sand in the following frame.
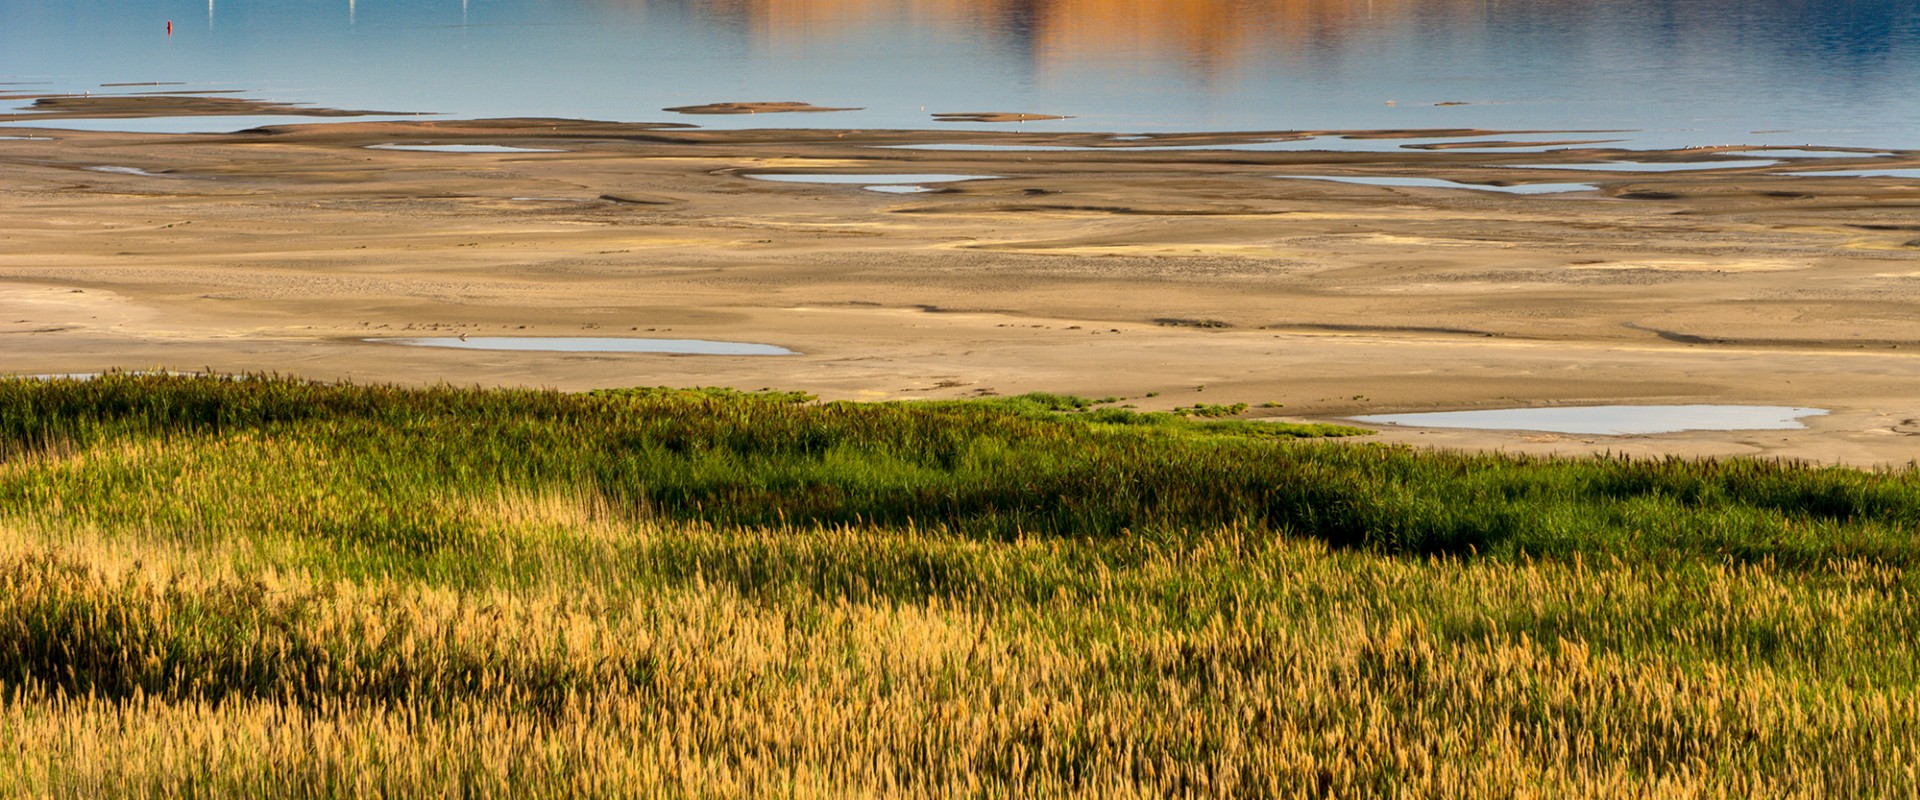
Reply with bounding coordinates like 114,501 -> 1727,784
1349,405 -> 1828,435
366,144 -> 566,153
1277,175 -> 1595,194
84,166 -> 159,176
747,173 -> 997,193
377,337 -> 797,355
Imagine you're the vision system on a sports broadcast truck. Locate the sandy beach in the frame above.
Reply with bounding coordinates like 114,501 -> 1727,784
3,106 -> 1919,464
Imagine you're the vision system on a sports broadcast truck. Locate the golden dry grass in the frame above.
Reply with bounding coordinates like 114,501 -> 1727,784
4,378 -> 1919,796
3,507 -> 1917,797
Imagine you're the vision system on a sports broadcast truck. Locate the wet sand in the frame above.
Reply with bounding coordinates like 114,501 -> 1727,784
932,112 -> 1075,123
0,93 -> 403,122
3,110 -> 1919,465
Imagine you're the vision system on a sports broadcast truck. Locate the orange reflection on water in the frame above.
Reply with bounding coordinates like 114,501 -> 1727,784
681,0 -> 1444,69
1036,0 -> 1366,73
691,0 -> 986,41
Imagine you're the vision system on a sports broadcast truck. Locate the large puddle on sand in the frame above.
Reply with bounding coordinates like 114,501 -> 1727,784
747,173 -> 997,193
366,144 -> 566,153
1778,168 -> 1920,179
877,134 -> 1616,154
1502,159 -> 1779,172
377,337 -> 797,355
1349,404 -> 1828,435
1277,175 -> 1596,194
1737,149 -> 1896,159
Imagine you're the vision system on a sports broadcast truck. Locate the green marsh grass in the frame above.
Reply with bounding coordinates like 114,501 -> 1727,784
1,375 -> 1918,796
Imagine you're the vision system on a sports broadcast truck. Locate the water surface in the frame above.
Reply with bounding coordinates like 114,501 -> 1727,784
4,0 -> 1917,149
1277,176 -> 1596,194
83,165 -> 159,175
1779,168 -> 1920,179
881,133 -> 1623,154
366,143 -> 565,153
1734,149 -> 1895,159
748,173 -> 997,192
1501,160 -> 1780,172
748,173 -> 997,185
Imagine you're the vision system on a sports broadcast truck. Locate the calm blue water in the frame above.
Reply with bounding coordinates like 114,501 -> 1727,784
3,0 -> 1918,148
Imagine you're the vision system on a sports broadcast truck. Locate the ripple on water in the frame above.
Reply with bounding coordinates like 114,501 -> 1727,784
1348,405 -> 1828,435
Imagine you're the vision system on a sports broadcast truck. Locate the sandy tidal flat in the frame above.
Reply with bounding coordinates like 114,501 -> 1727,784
2,115 -> 1918,464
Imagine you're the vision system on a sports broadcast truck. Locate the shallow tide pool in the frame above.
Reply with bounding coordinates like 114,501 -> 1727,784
877,133 -> 1616,154
746,173 -> 999,194
1277,176 -> 1597,195
1500,160 -> 1779,172
1778,168 -> 1920,179
366,144 -> 566,153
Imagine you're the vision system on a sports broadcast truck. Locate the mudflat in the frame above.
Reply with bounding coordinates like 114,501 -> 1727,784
3,113 -> 1918,464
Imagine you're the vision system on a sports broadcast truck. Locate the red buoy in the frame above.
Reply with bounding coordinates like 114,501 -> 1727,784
166,20 -> 173,35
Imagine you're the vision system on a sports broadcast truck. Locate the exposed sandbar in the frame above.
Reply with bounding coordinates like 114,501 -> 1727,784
0,93 -> 407,122
3,116 -> 1918,464
665,101 -> 862,115
933,112 -> 1074,123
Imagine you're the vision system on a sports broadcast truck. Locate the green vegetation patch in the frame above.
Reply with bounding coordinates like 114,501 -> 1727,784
2,375 -> 1919,795
2,374 -> 1919,566
0,378 -> 1360,553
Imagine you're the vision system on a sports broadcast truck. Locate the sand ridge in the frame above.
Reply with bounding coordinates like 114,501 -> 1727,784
2,116 -> 1918,464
